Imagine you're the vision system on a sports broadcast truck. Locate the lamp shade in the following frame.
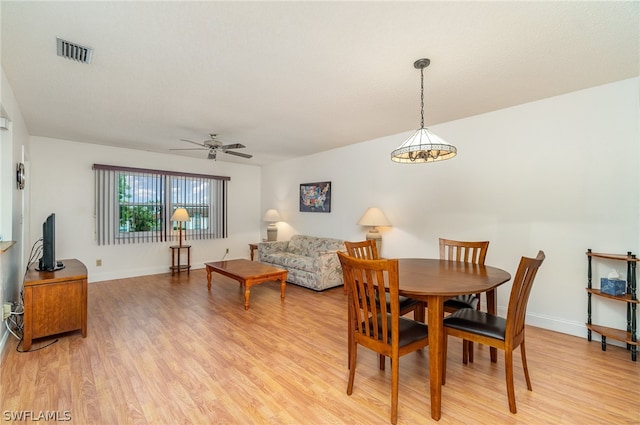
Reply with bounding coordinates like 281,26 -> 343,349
391,127 -> 457,163
357,207 -> 391,227
170,208 -> 190,222
263,209 -> 281,222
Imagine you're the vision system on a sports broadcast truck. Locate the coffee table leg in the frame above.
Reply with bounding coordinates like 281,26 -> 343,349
244,283 -> 251,310
206,267 -> 212,291
280,274 -> 286,302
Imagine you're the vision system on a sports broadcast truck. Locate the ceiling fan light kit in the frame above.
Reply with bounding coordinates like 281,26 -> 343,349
391,58 -> 457,163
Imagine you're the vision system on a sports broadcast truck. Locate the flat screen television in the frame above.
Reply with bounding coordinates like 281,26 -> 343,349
37,213 -> 64,271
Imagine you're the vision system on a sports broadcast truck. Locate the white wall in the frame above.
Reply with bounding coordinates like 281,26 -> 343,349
1,67 -> 31,350
261,78 -> 640,340
29,138 -> 261,282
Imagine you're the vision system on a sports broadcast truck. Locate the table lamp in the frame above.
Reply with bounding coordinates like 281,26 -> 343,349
263,209 -> 281,241
357,207 -> 391,252
170,208 -> 190,247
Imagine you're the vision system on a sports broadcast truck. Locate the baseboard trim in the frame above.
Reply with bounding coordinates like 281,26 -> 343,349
0,328 -> 9,365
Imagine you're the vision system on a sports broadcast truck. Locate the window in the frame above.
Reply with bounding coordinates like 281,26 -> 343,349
93,164 -> 229,245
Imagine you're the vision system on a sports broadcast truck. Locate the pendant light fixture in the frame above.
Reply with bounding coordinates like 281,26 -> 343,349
391,58 -> 457,163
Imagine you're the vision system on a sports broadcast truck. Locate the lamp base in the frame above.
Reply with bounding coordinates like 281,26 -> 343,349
365,229 -> 382,253
267,224 -> 278,242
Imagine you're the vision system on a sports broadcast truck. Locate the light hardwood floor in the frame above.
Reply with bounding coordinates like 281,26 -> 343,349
1,268 -> 639,424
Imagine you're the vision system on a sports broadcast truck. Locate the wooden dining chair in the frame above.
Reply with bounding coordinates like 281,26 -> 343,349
345,240 -> 425,370
439,237 -> 490,363
442,250 -> 545,414
337,251 -> 429,425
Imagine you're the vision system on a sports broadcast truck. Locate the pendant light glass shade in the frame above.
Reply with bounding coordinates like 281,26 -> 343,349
391,127 -> 457,163
391,58 -> 457,163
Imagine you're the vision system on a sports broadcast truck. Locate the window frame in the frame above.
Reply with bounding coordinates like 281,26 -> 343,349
93,164 -> 229,245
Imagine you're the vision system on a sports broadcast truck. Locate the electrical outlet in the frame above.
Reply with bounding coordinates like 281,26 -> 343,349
2,303 -> 11,321
96,259 -> 102,266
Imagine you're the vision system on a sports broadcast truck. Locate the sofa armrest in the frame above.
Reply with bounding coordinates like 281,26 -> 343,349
315,250 -> 342,273
257,241 -> 289,260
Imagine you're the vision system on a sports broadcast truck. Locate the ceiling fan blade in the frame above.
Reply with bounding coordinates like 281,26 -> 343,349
224,150 -> 252,159
170,147 -> 208,151
220,143 -> 245,150
180,138 -> 207,148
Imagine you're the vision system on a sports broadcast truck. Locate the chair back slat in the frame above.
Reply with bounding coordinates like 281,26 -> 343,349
345,240 -> 379,260
506,251 -> 545,340
439,238 -> 489,265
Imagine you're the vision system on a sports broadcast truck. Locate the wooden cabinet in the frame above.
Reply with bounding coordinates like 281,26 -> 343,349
23,259 -> 88,351
586,249 -> 638,361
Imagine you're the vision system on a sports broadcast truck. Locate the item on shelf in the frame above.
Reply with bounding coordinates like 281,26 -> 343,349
601,277 -> 626,296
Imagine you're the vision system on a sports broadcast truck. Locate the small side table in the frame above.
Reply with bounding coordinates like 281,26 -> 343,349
170,245 -> 191,275
249,243 -> 258,261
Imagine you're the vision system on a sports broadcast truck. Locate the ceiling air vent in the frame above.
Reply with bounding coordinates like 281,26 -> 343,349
56,37 -> 93,64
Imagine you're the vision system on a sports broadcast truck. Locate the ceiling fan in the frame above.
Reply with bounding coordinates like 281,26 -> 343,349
171,134 -> 253,160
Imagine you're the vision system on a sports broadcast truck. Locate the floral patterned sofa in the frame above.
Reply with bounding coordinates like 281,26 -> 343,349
257,235 -> 346,291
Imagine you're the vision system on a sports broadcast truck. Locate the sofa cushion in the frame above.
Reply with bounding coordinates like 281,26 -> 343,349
287,234 -> 344,258
287,237 -> 305,255
260,252 -> 316,273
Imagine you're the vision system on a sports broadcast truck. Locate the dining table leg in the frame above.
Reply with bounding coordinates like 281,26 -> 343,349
486,288 -> 498,362
426,294 -> 444,421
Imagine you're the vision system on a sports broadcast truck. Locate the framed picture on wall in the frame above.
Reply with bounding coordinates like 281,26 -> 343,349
299,181 -> 331,212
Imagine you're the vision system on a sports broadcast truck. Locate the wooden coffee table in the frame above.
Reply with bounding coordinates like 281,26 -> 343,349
205,259 -> 288,310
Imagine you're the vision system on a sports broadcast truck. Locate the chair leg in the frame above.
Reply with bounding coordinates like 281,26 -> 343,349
379,354 -> 386,370
504,349 -> 517,413
348,313 -> 354,370
442,333 -> 448,385
414,302 -> 425,323
347,344 -> 357,395
390,356 -> 399,425
520,340 -> 532,391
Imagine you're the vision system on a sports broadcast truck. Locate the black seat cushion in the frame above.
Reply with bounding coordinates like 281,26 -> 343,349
363,314 -> 428,346
397,295 -> 422,311
443,308 -> 506,341
444,294 -> 479,310
373,294 -> 421,311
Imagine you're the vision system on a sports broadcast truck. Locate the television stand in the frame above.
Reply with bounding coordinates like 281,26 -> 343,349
23,259 -> 87,351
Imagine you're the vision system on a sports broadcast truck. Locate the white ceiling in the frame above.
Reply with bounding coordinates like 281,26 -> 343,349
2,1 -> 638,165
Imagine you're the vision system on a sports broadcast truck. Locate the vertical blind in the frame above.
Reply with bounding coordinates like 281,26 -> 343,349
93,164 -> 229,245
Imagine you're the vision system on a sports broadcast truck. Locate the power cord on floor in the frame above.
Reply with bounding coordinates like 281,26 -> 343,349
5,316 -> 21,340
6,306 -> 58,352
16,337 -> 59,353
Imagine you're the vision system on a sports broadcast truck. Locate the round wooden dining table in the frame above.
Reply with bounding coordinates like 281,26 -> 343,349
397,258 -> 512,421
